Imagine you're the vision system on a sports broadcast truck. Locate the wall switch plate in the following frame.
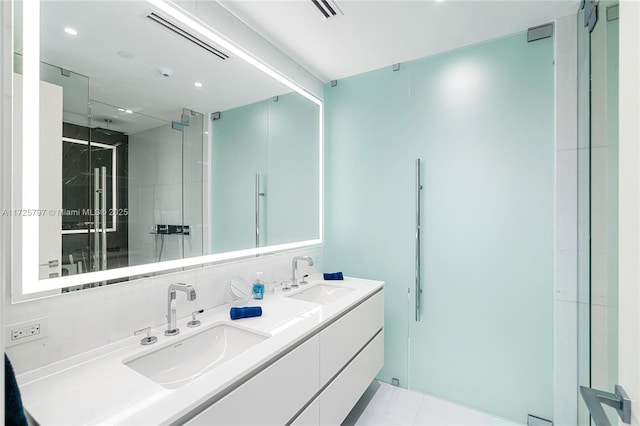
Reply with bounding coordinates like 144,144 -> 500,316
5,317 -> 48,347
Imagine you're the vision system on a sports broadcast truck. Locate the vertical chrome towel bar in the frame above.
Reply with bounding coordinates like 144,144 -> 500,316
415,158 -> 423,322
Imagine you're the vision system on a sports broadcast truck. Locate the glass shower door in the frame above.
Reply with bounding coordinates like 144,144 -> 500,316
88,140 -> 116,274
408,31 -> 555,423
60,130 -> 117,284
180,108 -> 205,260
579,2 -> 621,424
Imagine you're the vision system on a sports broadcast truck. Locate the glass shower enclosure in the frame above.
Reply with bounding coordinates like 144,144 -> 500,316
324,27 -> 555,424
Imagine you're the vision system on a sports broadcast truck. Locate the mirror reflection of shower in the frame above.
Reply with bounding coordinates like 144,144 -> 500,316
128,107 -> 205,268
64,102 -> 206,289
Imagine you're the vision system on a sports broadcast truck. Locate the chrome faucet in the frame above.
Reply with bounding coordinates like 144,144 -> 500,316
165,283 -> 196,336
291,256 -> 314,288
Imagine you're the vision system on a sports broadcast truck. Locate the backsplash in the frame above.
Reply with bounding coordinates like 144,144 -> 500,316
4,247 -> 322,374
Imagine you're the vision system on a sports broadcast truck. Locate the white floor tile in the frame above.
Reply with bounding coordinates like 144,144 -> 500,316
364,381 -> 396,418
382,384 -> 423,425
351,381 -> 523,426
354,411 -> 399,426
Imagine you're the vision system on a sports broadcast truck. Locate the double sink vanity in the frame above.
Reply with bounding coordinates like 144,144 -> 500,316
17,275 -> 384,425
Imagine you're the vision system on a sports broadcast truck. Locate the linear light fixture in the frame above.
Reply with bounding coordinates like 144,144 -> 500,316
145,12 -> 230,61
310,0 -> 343,19
31,239 -> 323,292
21,0 -> 41,294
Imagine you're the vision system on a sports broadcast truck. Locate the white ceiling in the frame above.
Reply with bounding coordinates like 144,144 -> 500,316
18,1 -> 291,134
18,0 -> 581,133
220,0 -> 580,82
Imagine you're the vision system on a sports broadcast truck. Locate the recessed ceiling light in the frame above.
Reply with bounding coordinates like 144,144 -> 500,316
125,109 -> 133,114
158,67 -> 174,77
117,51 -> 135,59
117,108 -> 125,112
64,27 -> 78,36
194,82 -> 203,88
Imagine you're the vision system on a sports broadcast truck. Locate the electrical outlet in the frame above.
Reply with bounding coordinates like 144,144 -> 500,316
5,317 -> 48,347
12,328 -> 25,340
11,324 -> 40,340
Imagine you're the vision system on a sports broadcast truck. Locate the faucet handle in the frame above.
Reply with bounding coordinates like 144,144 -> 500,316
300,274 -> 310,285
134,327 -> 158,345
187,309 -> 204,328
281,280 -> 292,292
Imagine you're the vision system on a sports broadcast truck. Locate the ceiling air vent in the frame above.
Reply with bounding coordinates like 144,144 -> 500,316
146,12 -> 230,61
310,0 -> 343,19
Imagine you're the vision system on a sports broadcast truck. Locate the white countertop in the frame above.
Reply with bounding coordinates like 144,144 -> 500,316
17,275 -> 384,425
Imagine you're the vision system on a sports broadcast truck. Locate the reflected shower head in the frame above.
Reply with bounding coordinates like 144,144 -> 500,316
93,127 -> 124,136
93,119 -> 125,136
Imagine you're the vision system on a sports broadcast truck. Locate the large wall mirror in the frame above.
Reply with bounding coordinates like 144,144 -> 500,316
11,0 -> 323,299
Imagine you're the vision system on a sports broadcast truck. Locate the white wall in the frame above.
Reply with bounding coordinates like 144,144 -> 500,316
618,1 -> 640,423
4,247 -> 321,374
1,0 -> 11,420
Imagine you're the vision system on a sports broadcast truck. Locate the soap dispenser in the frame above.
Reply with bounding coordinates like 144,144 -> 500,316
252,272 -> 265,300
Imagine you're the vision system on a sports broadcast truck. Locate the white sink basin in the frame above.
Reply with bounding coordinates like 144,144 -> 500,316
124,323 -> 269,389
288,283 -> 353,305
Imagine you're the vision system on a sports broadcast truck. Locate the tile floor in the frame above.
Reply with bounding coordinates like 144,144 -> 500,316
342,381 -> 523,426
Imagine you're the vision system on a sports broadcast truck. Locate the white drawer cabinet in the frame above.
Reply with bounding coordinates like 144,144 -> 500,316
185,288 -> 384,426
319,331 -> 384,425
185,335 -> 320,426
319,291 -> 384,386
291,397 -> 320,426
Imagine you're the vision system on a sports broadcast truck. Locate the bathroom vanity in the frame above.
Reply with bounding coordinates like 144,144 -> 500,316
16,276 -> 384,425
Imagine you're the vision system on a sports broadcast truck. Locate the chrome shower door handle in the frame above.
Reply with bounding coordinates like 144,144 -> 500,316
255,173 -> 261,248
101,166 -> 107,273
415,158 -> 422,322
580,385 -> 631,426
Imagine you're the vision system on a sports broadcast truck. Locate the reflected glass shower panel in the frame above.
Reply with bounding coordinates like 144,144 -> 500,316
181,108 -> 205,260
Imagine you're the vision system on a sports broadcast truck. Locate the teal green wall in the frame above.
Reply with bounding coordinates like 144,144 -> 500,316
324,31 -> 554,423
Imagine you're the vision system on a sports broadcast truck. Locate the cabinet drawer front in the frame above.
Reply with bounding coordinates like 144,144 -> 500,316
320,290 -> 384,385
319,331 -> 384,425
290,397 -> 320,426
185,335 -> 320,426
